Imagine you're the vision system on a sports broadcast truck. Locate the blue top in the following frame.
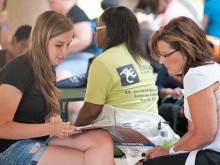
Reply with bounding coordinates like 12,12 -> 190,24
156,65 -> 183,92
204,0 -> 220,38
156,65 -> 183,104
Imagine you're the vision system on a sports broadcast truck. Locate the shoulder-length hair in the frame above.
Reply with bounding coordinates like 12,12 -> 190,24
100,6 -> 147,65
149,16 -> 214,75
26,10 -> 73,114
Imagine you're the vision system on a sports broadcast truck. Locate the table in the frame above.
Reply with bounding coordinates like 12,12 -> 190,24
59,88 -> 86,121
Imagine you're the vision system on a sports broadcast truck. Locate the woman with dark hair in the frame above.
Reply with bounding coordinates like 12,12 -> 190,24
75,6 -> 158,126
136,16 -> 220,165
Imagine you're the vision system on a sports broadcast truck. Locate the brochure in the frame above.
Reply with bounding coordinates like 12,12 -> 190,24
79,124 -> 155,147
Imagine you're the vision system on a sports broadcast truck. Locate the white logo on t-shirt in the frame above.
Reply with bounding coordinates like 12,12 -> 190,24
117,64 -> 140,86
120,68 -> 137,83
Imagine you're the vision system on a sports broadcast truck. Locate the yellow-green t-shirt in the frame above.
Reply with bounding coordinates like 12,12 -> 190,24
85,43 -> 158,113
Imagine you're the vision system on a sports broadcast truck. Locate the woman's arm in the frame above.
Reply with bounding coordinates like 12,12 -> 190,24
74,102 -> 103,126
171,82 -> 218,152
74,59 -> 111,126
169,120 -> 193,149
144,82 -> 219,159
0,84 -> 79,139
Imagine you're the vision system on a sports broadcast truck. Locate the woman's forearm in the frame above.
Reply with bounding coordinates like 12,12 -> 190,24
171,131 -> 210,152
74,109 -> 98,126
0,122 -> 53,139
74,102 -> 103,126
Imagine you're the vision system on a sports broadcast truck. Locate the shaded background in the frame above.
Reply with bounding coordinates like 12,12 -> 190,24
6,0 -> 203,37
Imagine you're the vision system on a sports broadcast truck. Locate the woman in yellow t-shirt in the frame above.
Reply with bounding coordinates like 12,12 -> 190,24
75,6 -> 158,126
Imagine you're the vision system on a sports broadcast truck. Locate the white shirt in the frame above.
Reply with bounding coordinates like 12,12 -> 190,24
183,62 -> 220,164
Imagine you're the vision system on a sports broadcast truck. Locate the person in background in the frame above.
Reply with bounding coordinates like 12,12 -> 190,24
47,0 -> 96,118
0,10 -> 115,165
0,0 -> 10,49
137,16 -> 220,165
202,0 -> 220,38
160,0 -> 199,26
47,0 -> 95,81
156,65 -> 183,105
0,25 -> 31,69
143,0 -> 199,28
75,6 -> 158,126
156,65 -> 187,136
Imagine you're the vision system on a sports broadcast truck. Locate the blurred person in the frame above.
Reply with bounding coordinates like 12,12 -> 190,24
158,0 -> 198,26
140,0 -> 199,28
156,65 -> 187,136
0,25 -> 31,69
0,10 -> 115,165
156,65 -> 184,105
136,16 -> 220,165
202,0 -> 220,38
47,0 -> 95,81
0,0 -> 10,49
47,0 -> 97,119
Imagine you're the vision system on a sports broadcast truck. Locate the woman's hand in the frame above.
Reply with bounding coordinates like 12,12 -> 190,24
51,121 -> 81,138
46,114 -> 81,138
171,87 -> 184,99
144,146 -> 169,160
135,146 -> 169,165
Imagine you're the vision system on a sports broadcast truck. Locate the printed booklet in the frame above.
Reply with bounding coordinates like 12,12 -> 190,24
78,125 -> 155,147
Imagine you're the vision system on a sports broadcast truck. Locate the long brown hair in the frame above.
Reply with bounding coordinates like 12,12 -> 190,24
26,11 -> 73,114
149,16 -> 214,76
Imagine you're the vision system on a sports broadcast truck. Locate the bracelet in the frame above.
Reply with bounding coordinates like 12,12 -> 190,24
169,146 -> 176,155
169,146 -> 188,155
